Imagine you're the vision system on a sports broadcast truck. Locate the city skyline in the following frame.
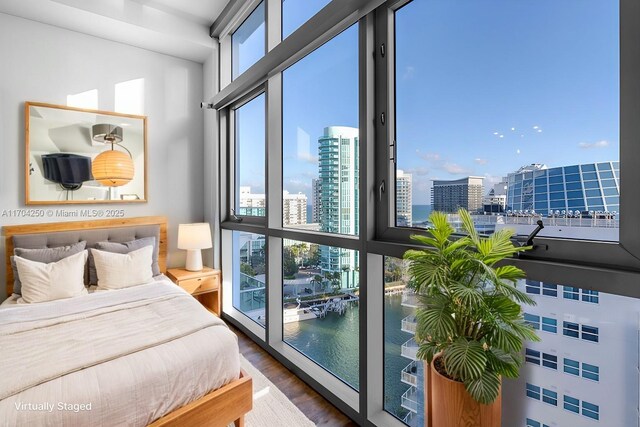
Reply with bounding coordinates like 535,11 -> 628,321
238,0 -> 619,207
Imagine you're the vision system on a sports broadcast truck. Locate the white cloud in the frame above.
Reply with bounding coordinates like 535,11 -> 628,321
297,152 -> 318,163
283,178 -> 311,196
442,162 -> 471,175
402,66 -> 415,80
483,173 -> 502,186
474,158 -> 487,165
419,152 -> 441,162
579,140 -> 610,149
405,166 -> 430,176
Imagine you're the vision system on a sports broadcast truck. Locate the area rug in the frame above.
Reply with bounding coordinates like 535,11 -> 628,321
236,354 -> 316,427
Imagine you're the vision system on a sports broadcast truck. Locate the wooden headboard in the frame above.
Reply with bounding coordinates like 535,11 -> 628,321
3,216 -> 167,296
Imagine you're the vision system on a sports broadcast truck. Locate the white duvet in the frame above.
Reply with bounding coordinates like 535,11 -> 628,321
0,278 -> 240,426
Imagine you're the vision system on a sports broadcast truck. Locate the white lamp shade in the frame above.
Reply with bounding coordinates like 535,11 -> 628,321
177,223 -> 212,250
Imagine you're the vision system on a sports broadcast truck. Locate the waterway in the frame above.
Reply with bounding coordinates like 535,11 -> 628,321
282,294 -> 414,420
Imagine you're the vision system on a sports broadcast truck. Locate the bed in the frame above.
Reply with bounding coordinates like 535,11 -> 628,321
0,216 -> 252,427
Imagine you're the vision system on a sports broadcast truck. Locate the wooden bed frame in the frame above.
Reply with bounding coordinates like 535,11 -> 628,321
3,216 -> 252,427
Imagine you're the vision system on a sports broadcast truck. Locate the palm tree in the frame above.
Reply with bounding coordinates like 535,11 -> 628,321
331,271 -> 342,293
311,274 -> 323,294
323,271 -> 333,294
404,208 -> 539,404
290,243 -> 307,268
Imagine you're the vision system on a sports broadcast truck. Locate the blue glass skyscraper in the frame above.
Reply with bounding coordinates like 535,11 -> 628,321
506,162 -> 620,217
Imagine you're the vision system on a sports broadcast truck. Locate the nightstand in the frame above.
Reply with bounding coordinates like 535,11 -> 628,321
166,267 -> 221,316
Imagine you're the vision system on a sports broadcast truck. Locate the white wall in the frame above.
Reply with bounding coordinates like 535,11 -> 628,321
0,12 -> 209,300
203,45 -> 220,270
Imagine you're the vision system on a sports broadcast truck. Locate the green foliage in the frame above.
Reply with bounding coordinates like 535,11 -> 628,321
404,208 -> 540,404
283,247 -> 298,278
240,263 -> 256,277
307,244 -> 321,266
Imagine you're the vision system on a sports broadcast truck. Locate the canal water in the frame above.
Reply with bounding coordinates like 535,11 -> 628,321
283,294 -> 414,420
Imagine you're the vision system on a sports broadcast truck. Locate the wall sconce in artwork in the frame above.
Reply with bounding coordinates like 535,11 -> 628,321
91,124 -> 134,187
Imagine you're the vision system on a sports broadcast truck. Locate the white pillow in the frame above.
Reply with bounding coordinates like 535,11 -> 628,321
15,250 -> 88,304
92,245 -> 154,290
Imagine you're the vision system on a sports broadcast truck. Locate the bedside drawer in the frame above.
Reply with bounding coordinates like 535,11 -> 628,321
179,275 -> 219,295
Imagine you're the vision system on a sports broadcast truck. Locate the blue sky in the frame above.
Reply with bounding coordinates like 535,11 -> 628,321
239,0 -> 619,205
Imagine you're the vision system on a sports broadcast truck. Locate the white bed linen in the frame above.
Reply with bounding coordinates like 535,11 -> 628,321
0,278 -> 240,426
0,274 -> 171,307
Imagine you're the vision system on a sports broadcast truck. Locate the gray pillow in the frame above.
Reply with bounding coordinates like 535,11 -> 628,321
11,241 -> 87,295
88,236 -> 159,284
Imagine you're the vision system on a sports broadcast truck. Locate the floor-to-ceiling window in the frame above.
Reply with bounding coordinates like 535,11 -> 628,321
231,1 -> 266,80
392,0 -> 620,241
215,0 -> 640,425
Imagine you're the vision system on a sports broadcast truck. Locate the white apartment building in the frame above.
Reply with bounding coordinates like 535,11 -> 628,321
501,279 -> 637,427
238,186 -> 266,216
282,190 -> 308,226
396,170 -> 412,227
239,187 -> 308,226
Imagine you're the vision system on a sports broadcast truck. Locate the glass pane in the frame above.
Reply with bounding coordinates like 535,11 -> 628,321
383,256 -> 423,425
282,0 -> 331,39
503,279 -> 638,426
282,26 -> 359,234
232,2 -> 265,80
394,0 -> 620,242
282,239 -> 359,390
235,93 -> 266,216
232,231 -> 267,327
384,258 -> 639,426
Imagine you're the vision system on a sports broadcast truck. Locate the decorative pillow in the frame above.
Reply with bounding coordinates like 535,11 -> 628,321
92,245 -> 154,290
10,241 -> 87,295
15,250 -> 88,304
88,237 -> 159,284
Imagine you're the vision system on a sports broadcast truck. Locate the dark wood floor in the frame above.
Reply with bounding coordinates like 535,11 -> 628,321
229,324 -> 358,427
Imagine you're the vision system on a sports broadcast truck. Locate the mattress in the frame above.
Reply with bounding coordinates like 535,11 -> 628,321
0,278 -> 240,426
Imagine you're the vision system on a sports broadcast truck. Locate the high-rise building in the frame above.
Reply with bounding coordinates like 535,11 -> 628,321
506,162 -> 620,217
318,126 -> 359,287
238,186 -> 265,216
500,278 -> 634,426
239,187 -> 309,225
483,189 -> 507,214
396,170 -> 412,227
283,191 -> 308,226
431,176 -> 484,213
311,178 -> 322,223
398,288 -> 423,427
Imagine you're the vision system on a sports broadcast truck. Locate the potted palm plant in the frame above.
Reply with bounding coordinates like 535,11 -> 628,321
403,209 -> 539,427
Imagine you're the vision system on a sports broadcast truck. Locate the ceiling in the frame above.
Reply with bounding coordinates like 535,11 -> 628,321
130,0 -> 230,27
0,0 -> 232,62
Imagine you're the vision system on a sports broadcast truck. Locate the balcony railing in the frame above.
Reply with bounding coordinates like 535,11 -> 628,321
401,360 -> 419,387
401,386 -> 418,413
402,291 -> 418,308
239,273 -> 266,312
402,411 -> 415,426
401,337 -> 418,360
401,315 -> 417,334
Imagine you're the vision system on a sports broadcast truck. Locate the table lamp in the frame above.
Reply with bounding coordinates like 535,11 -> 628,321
177,223 -> 212,271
